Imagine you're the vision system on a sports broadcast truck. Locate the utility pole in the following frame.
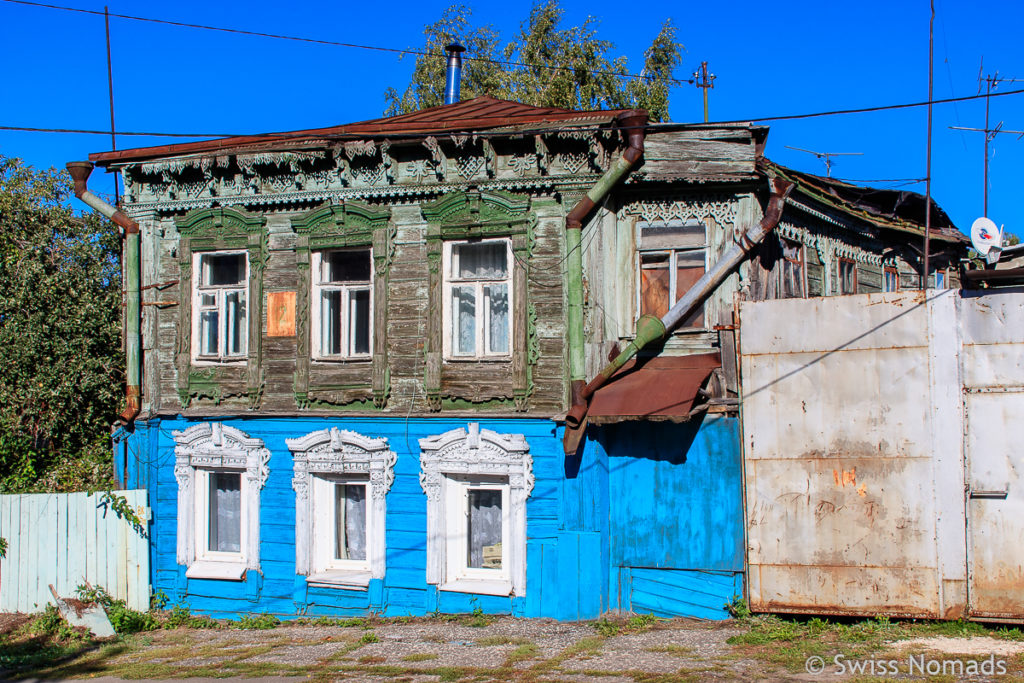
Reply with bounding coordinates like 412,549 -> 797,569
104,6 -> 119,204
784,146 -> 863,178
923,0 -> 933,290
949,62 -> 1024,217
691,62 -> 715,123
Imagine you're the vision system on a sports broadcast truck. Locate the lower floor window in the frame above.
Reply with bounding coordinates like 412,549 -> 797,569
446,478 -> 510,584
204,471 -> 243,555
420,423 -> 532,596
313,477 -> 370,572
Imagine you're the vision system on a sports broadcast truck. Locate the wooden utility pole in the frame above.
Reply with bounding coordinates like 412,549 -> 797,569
105,6 -> 119,204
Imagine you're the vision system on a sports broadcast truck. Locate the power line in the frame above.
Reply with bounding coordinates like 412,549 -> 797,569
4,86 -> 1024,140
0,0 -> 686,85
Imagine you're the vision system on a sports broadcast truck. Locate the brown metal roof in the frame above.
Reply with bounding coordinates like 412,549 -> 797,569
90,96 -> 640,166
587,352 -> 721,424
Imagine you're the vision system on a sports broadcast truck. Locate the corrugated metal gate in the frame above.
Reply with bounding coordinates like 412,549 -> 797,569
0,490 -> 150,613
739,289 -> 1024,621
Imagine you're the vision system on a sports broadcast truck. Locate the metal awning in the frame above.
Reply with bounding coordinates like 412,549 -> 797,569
586,352 -> 721,424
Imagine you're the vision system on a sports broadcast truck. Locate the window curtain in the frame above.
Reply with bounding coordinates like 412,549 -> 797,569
335,484 -> 367,561
209,472 -> 242,553
467,489 -> 502,569
458,243 -> 506,279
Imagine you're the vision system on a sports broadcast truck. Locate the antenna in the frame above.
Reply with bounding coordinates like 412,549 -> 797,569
784,146 -> 863,177
951,63 -> 1024,215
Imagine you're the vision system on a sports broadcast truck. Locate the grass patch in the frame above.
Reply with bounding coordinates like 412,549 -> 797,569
234,613 -> 280,630
593,613 -> 660,637
359,630 -> 380,644
505,642 -> 539,665
476,635 -> 534,647
401,652 -> 439,662
358,655 -> 387,664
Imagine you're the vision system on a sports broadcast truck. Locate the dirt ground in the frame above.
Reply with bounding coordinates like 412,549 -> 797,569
4,613 -> 1024,682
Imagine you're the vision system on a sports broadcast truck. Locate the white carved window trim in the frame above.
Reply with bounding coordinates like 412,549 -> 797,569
419,423 -> 532,597
173,422 -> 270,580
287,427 -> 396,588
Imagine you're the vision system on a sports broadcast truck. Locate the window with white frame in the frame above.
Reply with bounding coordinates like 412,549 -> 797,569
287,428 -> 396,587
444,240 -> 512,358
193,251 -> 248,362
312,249 -> 372,359
173,422 -> 270,580
637,220 -> 706,328
419,423 -> 532,596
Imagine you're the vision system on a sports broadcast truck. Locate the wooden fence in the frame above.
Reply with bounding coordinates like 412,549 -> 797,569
0,490 -> 150,613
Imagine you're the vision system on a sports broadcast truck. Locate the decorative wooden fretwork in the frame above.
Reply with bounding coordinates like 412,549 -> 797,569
174,207 -> 268,409
290,200 -> 394,409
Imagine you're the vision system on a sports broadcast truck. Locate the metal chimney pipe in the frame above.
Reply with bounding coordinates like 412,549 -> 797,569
444,43 -> 465,105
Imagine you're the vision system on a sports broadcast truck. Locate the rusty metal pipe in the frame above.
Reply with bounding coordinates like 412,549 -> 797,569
67,161 -> 141,426
564,177 -> 795,434
565,110 -> 648,411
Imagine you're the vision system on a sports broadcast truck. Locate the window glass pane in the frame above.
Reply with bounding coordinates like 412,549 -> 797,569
334,484 -> 367,562
201,293 -> 216,307
467,489 -> 502,569
200,310 -> 219,355
935,271 -> 946,289
455,243 -> 507,279
321,290 -> 342,355
322,250 -> 371,284
453,286 -> 476,354
884,268 -> 899,293
225,291 -> 246,355
638,221 -> 706,250
675,251 -> 705,326
840,260 -> 857,294
208,472 -> 241,553
486,284 -> 509,354
202,254 -> 245,286
640,253 -> 670,319
350,289 -> 371,355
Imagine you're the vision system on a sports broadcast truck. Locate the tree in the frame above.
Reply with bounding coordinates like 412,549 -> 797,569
384,1 -> 684,122
0,156 -> 123,492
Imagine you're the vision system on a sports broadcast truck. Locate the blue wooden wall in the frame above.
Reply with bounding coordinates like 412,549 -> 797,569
116,414 -> 742,621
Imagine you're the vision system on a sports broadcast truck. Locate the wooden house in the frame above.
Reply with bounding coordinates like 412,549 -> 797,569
84,96 -> 967,619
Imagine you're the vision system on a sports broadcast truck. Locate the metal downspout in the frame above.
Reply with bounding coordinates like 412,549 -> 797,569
67,161 -> 141,426
565,110 -> 648,412
562,176 -> 795,453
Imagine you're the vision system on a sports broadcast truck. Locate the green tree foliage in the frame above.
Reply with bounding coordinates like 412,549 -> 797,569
384,1 -> 683,121
0,156 -> 122,492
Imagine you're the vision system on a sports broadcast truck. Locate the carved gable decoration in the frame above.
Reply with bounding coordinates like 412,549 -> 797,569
175,206 -> 267,246
418,423 -> 533,502
420,189 -> 532,238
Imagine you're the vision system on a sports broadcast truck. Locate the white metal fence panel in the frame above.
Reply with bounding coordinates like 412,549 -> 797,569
0,490 -> 150,613
961,292 -> 1024,620
739,290 -> 968,618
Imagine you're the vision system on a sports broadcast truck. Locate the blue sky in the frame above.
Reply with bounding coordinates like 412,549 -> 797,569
2,0 -> 1022,238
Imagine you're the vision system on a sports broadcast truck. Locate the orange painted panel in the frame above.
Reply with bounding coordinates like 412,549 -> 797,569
267,291 -> 296,337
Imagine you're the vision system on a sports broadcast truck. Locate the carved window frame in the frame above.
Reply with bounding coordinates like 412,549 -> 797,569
418,423 -> 533,597
421,190 -> 535,411
286,427 -> 397,588
173,422 -> 271,580
290,202 -> 393,410
175,208 -> 268,408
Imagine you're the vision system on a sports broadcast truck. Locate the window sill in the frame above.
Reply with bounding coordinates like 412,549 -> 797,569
443,357 -> 513,364
440,578 -> 513,597
191,358 -> 248,367
186,560 -> 247,581
311,358 -> 372,365
306,570 -> 372,589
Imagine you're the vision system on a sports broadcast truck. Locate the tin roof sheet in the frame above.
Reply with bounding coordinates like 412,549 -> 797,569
90,96 -> 636,166
587,352 -> 721,423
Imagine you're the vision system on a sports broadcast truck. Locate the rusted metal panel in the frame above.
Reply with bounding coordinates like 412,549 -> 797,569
961,292 -> 1024,620
267,291 -> 296,337
739,291 -> 967,619
586,353 -> 719,423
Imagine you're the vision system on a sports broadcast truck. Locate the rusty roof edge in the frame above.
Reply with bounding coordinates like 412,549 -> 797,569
762,159 -> 966,244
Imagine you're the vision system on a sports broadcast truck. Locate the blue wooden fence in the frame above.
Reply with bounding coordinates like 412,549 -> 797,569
0,490 -> 151,613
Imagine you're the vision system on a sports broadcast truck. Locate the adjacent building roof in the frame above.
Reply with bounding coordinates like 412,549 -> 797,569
90,96 -> 640,167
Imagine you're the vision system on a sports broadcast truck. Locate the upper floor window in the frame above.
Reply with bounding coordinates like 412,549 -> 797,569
313,250 -> 372,360
444,240 -> 512,358
194,252 -> 248,362
838,257 -> 858,295
637,220 -> 706,328
778,239 -> 806,299
883,265 -> 900,292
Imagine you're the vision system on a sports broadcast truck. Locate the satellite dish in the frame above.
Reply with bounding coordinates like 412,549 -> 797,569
971,217 -> 1002,258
